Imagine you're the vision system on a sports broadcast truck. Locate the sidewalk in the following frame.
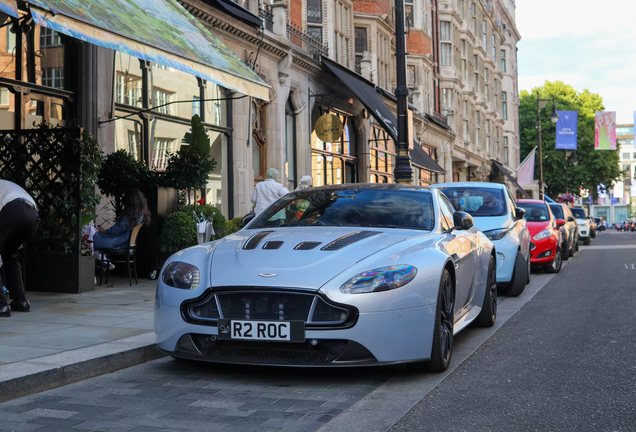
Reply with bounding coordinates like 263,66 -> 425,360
0,276 -> 163,402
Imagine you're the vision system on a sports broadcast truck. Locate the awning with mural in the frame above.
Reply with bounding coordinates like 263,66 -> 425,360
491,160 -> 531,199
0,0 -> 269,101
322,58 -> 445,174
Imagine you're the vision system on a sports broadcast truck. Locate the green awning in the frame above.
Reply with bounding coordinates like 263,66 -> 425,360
4,0 -> 269,100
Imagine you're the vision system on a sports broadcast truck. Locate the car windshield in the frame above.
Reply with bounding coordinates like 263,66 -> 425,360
249,188 -> 435,230
438,187 -> 506,217
571,208 -> 586,219
517,202 -> 550,222
549,205 -> 564,219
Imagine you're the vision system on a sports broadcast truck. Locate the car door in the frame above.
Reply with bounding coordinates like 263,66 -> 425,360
438,194 -> 477,313
505,188 -> 530,260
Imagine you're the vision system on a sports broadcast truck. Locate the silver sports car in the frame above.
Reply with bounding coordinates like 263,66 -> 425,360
155,184 -> 497,371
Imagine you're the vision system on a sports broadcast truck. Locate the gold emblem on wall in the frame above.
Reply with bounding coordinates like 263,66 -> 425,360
314,113 -> 344,143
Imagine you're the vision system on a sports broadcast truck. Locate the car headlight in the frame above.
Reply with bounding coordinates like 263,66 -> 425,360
161,262 -> 200,290
340,265 -> 417,294
484,229 -> 509,241
533,229 -> 551,241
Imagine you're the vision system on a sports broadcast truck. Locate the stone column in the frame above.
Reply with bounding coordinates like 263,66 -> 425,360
360,51 -> 372,81
271,0 -> 288,37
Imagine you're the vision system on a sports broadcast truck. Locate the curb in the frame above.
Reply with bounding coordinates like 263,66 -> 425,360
0,332 -> 165,403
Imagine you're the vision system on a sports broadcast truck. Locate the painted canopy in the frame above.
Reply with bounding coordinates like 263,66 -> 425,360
2,0 -> 269,100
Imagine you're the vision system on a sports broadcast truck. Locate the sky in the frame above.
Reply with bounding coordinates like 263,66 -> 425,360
516,0 -> 636,124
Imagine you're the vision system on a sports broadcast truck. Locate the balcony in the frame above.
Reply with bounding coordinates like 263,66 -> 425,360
286,23 -> 328,60
259,4 -> 273,32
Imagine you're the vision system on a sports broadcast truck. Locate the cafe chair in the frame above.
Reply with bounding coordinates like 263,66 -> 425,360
97,223 -> 143,286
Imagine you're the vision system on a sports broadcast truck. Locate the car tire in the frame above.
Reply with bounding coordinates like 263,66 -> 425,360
569,238 -> 575,257
475,255 -> 497,327
563,238 -> 570,261
583,237 -> 591,245
591,230 -> 597,239
498,251 -> 527,297
544,247 -> 562,273
526,254 -> 531,284
414,269 -> 454,373
575,237 -> 579,252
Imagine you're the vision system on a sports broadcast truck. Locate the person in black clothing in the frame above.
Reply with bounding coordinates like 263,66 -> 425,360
0,180 -> 40,317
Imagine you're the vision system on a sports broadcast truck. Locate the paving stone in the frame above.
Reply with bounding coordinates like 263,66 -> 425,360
23,408 -> 79,419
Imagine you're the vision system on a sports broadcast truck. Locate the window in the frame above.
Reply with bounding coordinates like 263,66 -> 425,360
491,34 -> 496,58
307,0 -> 323,43
405,0 -> 414,27
442,88 -> 452,110
439,186 -> 507,217
502,91 -> 508,120
475,111 -> 480,146
461,39 -> 467,57
407,65 -> 416,86
440,21 -> 451,41
441,43 -> 452,66
6,27 -> 15,53
0,88 -> 8,105
483,21 -> 487,49
474,72 -> 479,90
311,109 -> 357,186
616,126 -> 634,135
192,96 -> 200,118
503,136 -> 509,164
307,0 -> 322,23
623,152 -> 630,160
623,164 -> 630,175
369,126 -> 396,183
500,49 -> 506,72
234,0 -> 249,8
633,153 -> 636,159
334,1 -> 351,67
41,68 -> 64,89
127,130 -> 139,160
151,138 -> 175,171
153,88 -> 174,115
377,32 -> 390,88
461,59 -> 467,80
354,27 -> 367,73
463,119 -> 469,140
40,28 -> 61,48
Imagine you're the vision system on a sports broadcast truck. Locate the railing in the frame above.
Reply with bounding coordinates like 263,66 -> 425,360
259,4 -> 273,32
286,23 -> 328,60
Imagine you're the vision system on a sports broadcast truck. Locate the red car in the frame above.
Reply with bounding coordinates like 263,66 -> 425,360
517,199 -> 565,273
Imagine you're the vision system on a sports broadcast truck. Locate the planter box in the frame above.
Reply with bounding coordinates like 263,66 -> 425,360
25,252 -> 95,293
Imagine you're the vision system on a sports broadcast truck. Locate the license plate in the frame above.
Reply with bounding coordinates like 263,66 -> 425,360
217,319 -> 305,342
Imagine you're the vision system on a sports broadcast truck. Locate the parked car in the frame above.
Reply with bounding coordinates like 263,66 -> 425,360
571,207 -> 592,245
615,221 -> 629,231
594,217 -> 605,231
587,217 -> 597,238
517,199 -> 564,273
548,203 -> 579,260
155,184 -> 498,371
433,182 -> 531,297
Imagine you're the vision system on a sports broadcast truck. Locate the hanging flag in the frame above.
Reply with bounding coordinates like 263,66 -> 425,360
555,111 -> 578,149
516,147 -> 536,186
595,112 -> 616,150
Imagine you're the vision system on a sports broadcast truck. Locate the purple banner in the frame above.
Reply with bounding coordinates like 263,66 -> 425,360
556,111 -> 578,149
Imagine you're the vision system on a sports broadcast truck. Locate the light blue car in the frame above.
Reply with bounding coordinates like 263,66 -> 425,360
432,182 -> 531,296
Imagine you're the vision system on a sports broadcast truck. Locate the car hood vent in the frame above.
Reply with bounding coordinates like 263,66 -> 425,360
243,231 -> 274,250
262,241 -> 284,250
294,241 -> 322,250
320,231 -> 381,251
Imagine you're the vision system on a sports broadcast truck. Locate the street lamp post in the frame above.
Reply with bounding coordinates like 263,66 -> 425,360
536,91 -> 559,199
393,0 -> 413,184
564,150 -> 578,193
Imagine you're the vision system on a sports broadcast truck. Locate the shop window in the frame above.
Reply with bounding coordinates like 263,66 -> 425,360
369,126 -> 396,182
311,108 -> 357,186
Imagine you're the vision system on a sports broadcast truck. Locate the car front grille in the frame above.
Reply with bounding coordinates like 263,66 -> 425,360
182,288 -> 357,329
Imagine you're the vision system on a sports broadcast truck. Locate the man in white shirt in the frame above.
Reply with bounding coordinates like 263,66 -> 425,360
251,168 -> 290,215
0,180 -> 39,317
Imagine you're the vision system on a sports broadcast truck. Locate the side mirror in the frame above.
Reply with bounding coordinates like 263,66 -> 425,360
514,207 -> 526,220
556,219 -> 566,227
239,212 -> 256,228
567,216 -> 575,222
453,211 -> 474,230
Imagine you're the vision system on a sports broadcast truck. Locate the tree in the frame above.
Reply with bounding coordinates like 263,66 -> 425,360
519,81 -> 621,200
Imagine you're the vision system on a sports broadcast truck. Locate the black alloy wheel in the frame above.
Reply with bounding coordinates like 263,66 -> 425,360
475,255 -> 497,327
415,269 -> 455,372
544,247 -> 562,273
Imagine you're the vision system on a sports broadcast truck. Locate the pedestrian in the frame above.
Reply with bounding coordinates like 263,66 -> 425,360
251,168 -> 289,215
0,180 -> 40,317
93,188 -> 151,251
295,175 -> 313,191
